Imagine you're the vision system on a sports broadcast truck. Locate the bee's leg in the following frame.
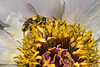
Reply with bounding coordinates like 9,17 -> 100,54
29,27 -> 32,31
23,32 -> 26,39
42,17 -> 46,25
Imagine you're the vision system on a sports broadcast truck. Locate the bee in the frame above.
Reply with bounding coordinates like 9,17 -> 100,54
20,3 -> 47,33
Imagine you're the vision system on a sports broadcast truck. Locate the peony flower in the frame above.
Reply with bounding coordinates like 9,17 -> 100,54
0,0 -> 100,67
14,17 -> 100,67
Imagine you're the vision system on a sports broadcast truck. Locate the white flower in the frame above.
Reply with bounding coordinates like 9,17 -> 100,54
0,0 -> 100,65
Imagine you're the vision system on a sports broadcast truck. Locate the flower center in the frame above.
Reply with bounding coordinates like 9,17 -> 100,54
14,18 -> 100,67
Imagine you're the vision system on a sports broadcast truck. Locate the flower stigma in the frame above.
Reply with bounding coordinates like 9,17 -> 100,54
14,17 -> 100,67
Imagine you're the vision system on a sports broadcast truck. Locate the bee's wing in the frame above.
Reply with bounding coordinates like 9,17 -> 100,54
19,17 -> 27,22
27,3 -> 38,15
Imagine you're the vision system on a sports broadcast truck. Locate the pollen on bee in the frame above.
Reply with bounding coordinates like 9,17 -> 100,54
32,16 -> 37,20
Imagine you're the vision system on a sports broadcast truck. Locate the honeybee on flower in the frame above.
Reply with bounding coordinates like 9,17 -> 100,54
20,3 -> 47,33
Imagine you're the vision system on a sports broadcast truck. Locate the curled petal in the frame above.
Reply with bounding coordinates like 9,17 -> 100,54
4,12 -> 23,43
0,26 -> 21,64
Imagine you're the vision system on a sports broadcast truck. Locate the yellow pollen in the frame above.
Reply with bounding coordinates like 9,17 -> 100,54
32,16 -> 37,20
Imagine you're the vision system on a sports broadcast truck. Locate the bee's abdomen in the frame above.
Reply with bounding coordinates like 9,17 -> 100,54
22,18 -> 33,32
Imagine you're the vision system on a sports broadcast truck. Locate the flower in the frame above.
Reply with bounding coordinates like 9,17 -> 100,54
0,0 -> 100,67
14,18 -> 100,67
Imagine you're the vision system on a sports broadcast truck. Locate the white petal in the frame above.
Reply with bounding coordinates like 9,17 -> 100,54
4,12 -> 23,42
0,26 -> 21,64
0,0 -> 34,22
62,0 -> 100,39
0,0 -> 63,22
25,0 -> 63,19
